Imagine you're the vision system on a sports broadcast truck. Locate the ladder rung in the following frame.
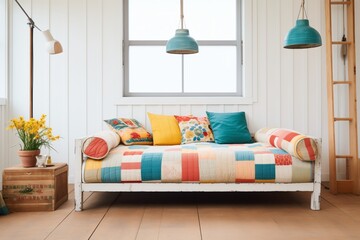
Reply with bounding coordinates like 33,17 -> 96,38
333,81 -> 351,84
336,155 -> 353,159
331,1 -> 351,5
334,117 -> 353,121
332,41 -> 352,45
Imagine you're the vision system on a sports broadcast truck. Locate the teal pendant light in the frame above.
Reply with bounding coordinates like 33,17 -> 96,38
166,0 -> 198,54
284,0 -> 322,49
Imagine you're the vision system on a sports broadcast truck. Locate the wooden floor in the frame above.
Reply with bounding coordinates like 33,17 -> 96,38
1,185 -> 360,240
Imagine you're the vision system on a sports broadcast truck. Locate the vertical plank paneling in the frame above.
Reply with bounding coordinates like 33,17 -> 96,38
280,0 -> 294,130
116,105 -> 132,118
320,0 -> 329,180
68,0 -> 87,180
292,0 -> 308,135
266,0 -> 281,128
33,0 -> 49,119
163,105 -> 181,115
0,0 -> 7,184
190,105 -> 207,116
102,0 -> 122,120
49,0 -> 69,167
0,104 -> 5,186
8,0 -> 30,167
356,0 -> 360,155
307,0 -> 322,137
132,105 -> 146,126
87,0 -> 103,133
293,50 -> 308,133
0,0 -> 5,98
251,0 -> 258,102
206,105 -> 224,113
251,0 -> 267,130
243,0 -> 254,100
224,105 -> 238,113
180,105 -> 191,116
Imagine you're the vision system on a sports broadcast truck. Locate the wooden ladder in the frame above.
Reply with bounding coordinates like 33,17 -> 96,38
325,0 -> 359,194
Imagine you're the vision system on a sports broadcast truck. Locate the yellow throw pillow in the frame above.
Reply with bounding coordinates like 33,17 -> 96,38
147,113 -> 182,145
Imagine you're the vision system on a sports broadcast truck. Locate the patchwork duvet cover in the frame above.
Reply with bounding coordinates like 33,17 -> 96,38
83,142 -> 314,183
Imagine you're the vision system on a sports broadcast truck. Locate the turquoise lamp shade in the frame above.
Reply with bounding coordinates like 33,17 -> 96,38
166,29 -> 199,54
284,19 -> 322,49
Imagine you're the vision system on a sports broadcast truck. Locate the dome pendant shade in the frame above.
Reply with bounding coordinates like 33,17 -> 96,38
284,19 -> 322,49
166,29 -> 199,54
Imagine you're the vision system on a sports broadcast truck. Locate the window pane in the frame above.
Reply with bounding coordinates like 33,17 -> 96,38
185,0 -> 237,40
184,46 -> 237,93
129,0 -> 178,40
129,46 -> 182,93
128,0 -> 237,41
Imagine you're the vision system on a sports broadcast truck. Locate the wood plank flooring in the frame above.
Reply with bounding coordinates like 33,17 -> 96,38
1,184 -> 360,240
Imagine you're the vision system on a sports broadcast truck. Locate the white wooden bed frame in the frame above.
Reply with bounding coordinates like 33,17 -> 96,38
74,138 -> 321,211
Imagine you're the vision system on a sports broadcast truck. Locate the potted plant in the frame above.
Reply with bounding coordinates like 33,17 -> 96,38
7,114 -> 60,167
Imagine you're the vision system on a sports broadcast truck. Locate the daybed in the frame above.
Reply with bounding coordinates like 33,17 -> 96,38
74,112 -> 321,211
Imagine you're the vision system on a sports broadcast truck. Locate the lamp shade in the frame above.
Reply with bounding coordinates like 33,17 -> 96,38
284,19 -> 322,49
166,29 -> 199,54
42,30 -> 63,54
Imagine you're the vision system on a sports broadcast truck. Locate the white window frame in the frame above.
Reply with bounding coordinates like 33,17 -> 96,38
123,0 -> 244,98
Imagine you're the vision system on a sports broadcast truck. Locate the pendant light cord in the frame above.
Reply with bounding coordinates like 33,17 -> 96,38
180,0 -> 184,29
297,0 -> 309,20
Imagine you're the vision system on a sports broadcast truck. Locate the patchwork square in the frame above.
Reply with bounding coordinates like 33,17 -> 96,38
275,165 -> 292,183
199,158 -> 216,182
101,167 -> 121,183
141,153 -> 162,181
161,151 -> 182,182
254,153 -> 275,165
182,153 -> 200,182
235,151 -> 255,161
235,161 -> 255,183
121,169 -> 141,182
274,154 -> 292,166
255,164 -> 275,180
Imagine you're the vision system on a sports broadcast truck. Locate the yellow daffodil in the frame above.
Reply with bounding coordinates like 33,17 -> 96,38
7,115 -> 60,151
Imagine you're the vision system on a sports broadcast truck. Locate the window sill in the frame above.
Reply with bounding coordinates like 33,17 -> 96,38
117,97 -> 253,106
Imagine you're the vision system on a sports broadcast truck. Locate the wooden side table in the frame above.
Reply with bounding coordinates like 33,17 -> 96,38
2,163 -> 68,211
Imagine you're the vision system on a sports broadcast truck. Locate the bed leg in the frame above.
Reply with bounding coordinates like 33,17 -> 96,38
311,138 -> 322,211
311,188 -> 320,210
75,182 -> 83,212
75,138 -> 84,212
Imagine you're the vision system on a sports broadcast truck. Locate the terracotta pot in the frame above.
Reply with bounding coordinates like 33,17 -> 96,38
18,150 -> 41,168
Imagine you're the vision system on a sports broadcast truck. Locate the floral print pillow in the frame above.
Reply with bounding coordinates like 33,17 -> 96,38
174,116 -> 214,144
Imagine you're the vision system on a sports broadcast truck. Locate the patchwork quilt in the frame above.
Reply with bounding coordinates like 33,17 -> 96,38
83,142 -> 314,183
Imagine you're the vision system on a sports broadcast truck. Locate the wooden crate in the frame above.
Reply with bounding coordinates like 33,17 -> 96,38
2,163 -> 68,211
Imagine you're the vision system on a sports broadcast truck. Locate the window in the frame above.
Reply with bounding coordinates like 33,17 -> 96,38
124,0 -> 242,97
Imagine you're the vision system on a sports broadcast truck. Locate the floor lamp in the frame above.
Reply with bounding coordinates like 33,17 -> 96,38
15,0 -> 63,119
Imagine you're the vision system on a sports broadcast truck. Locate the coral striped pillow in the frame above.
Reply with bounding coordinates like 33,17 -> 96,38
254,128 -> 318,161
82,130 -> 121,159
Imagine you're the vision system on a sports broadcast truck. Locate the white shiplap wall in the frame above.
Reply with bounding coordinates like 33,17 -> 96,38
1,0 -> 360,183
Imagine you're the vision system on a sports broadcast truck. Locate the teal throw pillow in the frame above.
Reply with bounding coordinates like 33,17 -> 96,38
206,111 -> 253,144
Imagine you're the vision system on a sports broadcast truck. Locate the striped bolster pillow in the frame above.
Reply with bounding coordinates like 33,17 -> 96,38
255,128 -> 318,161
82,130 -> 121,160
